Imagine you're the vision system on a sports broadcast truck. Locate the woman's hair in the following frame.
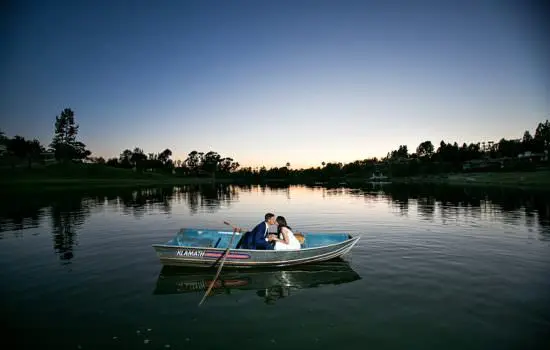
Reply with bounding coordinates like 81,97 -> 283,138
276,216 -> 291,235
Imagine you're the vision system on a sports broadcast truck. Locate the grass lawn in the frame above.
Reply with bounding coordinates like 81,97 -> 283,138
1,163 -> 549,192
446,170 -> 550,188
0,163 -> 229,192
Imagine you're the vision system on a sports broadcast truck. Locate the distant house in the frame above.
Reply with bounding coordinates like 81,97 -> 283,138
518,151 -> 547,162
462,159 -> 502,171
369,170 -> 389,181
41,151 -> 56,164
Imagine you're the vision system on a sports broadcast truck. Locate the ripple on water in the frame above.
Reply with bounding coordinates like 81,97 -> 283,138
0,184 -> 549,349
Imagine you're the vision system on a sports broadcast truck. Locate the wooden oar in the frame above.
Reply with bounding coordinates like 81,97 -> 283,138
198,220 -> 241,306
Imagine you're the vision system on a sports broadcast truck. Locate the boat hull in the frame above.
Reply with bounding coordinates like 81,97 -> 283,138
152,234 -> 360,269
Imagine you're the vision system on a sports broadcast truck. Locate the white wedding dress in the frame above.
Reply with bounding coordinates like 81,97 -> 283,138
274,227 -> 301,250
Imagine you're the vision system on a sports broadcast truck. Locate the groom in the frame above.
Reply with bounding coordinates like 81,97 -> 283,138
236,213 -> 278,250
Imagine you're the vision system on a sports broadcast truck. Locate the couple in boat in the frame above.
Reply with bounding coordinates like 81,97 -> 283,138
235,213 -> 302,250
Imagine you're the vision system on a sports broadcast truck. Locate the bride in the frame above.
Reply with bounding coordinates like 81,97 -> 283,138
272,216 -> 301,250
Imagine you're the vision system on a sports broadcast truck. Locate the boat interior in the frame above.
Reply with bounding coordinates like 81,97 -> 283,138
166,228 -> 352,249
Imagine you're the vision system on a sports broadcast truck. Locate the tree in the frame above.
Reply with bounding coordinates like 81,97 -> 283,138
185,151 -> 204,174
498,138 -> 521,158
6,135 -> 44,168
7,135 -> 28,159
158,149 -> 172,165
218,157 -> 239,173
50,108 -> 90,161
91,156 -> 106,164
202,151 -> 221,174
130,147 -> 147,169
26,139 -> 44,168
390,145 -> 408,160
118,149 -> 133,168
416,141 -> 434,159
522,130 -> 534,153
106,158 -> 119,167
534,119 -> 550,152
0,130 -> 7,145
231,161 -> 240,172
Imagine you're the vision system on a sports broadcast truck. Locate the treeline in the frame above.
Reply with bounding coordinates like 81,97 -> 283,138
230,119 -> 550,179
0,134 -> 45,168
101,149 -> 240,177
1,108 -> 91,169
1,107 -> 549,179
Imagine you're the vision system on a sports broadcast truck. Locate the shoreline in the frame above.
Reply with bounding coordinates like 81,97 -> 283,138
386,171 -> 550,190
1,170 -> 550,192
0,177 -> 232,192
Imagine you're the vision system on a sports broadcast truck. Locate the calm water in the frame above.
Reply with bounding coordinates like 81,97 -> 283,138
1,183 -> 549,350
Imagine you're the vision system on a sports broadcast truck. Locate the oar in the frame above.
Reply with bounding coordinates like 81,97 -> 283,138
198,220 -> 241,306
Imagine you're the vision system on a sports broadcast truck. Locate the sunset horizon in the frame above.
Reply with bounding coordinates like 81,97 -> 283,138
2,0 -> 548,169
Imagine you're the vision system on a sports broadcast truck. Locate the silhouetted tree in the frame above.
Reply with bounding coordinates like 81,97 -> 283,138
534,119 -> 550,152
90,156 -> 106,164
498,138 -> 521,158
7,135 -> 29,159
0,130 -> 7,144
119,149 -> 133,168
416,141 -> 434,159
389,145 -> 409,160
26,139 -> 44,168
202,151 -> 221,175
50,108 -> 91,162
6,135 -> 44,168
185,150 -> 204,174
106,157 -> 119,167
218,157 -> 239,173
130,147 -> 147,169
158,149 -> 172,165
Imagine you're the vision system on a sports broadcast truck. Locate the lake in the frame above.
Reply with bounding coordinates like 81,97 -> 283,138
1,183 -> 549,350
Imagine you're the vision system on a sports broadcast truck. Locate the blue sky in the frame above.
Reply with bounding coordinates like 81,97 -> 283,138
1,0 -> 548,168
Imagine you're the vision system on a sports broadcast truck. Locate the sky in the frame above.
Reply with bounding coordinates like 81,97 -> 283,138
1,0 -> 549,168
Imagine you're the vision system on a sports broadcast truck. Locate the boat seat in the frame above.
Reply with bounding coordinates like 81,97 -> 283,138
173,236 -> 216,247
300,233 -> 349,249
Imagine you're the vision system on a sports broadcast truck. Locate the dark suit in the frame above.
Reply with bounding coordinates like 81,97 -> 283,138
236,221 -> 274,250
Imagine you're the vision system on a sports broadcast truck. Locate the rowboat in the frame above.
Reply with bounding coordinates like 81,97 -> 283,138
152,228 -> 360,268
153,260 -> 361,300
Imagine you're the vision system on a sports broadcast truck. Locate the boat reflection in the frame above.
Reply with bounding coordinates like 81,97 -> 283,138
153,259 -> 361,304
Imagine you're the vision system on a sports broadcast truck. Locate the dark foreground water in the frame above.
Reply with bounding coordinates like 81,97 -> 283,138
1,183 -> 549,350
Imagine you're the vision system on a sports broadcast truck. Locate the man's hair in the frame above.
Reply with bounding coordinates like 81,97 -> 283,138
265,213 -> 275,221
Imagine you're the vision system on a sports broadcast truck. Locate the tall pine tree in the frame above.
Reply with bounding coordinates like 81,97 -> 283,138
50,108 -> 91,161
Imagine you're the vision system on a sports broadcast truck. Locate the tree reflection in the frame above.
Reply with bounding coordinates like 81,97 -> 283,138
387,186 -> 410,216
0,196 -> 45,233
117,187 -> 173,217
417,196 -> 436,220
49,196 -> 93,263
175,184 -> 238,214
0,184 -> 240,262
354,183 -> 550,240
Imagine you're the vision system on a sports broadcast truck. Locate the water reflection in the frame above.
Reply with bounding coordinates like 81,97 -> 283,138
0,198 -> 44,233
0,184 -> 239,262
116,187 -> 172,217
50,196 -> 96,263
177,184 -> 238,214
0,182 -> 549,267
359,183 -> 550,240
153,259 -> 361,304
